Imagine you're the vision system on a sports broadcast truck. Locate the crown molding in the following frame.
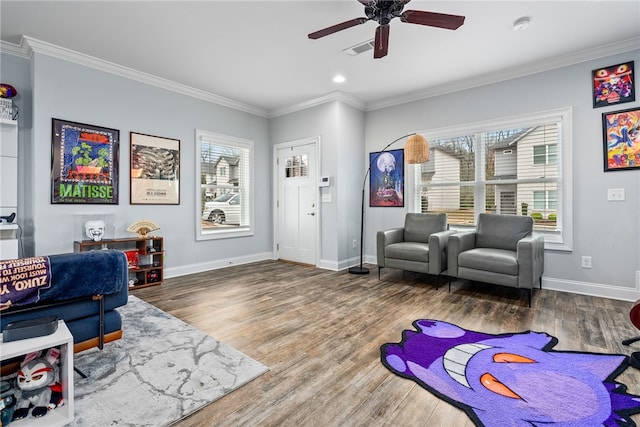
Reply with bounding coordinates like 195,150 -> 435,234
268,91 -> 366,118
3,35 -> 638,118
0,38 -> 32,59
366,37 -> 640,112
16,36 -> 270,118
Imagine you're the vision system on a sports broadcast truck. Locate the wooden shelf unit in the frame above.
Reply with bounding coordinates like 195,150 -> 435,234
73,236 -> 163,289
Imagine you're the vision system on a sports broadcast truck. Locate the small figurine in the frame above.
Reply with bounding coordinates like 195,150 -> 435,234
12,348 -> 64,421
84,219 -> 106,242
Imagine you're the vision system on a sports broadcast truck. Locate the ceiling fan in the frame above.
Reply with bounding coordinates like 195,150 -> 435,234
308,0 -> 465,59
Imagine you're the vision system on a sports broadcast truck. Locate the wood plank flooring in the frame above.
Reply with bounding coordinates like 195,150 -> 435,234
134,261 -> 640,427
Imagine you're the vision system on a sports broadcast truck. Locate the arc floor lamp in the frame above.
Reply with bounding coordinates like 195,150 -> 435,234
348,133 -> 430,275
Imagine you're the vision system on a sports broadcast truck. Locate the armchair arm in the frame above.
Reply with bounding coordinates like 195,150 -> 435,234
447,232 -> 477,278
376,227 -> 404,267
517,234 -> 545,289
428,230 -> 456,275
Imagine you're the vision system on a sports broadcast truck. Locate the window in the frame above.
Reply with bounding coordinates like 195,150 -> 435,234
533,144 -> 557,165
195,130 -> 254,240
411,108 -> 572,250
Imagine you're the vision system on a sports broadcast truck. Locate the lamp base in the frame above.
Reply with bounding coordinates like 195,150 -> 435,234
348,266 -> 370,275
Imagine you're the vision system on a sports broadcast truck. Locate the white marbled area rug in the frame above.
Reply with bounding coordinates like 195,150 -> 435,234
72,295 -> 268,427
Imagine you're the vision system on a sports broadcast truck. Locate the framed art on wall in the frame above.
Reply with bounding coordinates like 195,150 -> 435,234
51,118 -> 119,204
592,61 -> 635,108
130,132 -> 180,204
369,149 -> 404,207
602,106 -> 640,172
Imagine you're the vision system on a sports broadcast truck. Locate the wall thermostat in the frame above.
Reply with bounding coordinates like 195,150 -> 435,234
319,176 -> 331,187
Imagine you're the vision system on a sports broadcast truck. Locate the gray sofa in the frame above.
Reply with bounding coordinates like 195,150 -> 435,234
377,213 -> 455,288
447,213 -> 545,307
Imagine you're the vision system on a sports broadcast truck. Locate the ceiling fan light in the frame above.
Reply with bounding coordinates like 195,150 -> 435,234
405,134 -> 430,164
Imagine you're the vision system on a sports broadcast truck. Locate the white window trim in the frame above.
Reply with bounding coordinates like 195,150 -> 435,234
195,129 -> 255,240
408,107 -> 573,251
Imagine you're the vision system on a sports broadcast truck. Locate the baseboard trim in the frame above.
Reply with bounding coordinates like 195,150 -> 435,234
542,276 -> 640,302
165,252 -> 275,279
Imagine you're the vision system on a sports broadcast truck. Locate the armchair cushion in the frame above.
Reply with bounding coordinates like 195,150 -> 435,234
385,242 -> 430,263
476,213 -> 533,251
404,213 -> 447,243
458,248 -> 518,276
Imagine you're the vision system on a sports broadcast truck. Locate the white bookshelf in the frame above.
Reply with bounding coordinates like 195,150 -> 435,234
1,320 -> 74,427
0,118 -> 18,260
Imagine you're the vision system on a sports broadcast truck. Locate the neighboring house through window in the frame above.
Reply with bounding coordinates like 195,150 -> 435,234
411,108 -> 572,250
196,129 -> 254,240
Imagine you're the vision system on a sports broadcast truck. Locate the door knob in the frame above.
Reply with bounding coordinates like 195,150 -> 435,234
307,212 -> 315,216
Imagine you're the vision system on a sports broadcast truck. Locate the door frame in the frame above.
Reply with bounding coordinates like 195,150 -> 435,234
272,136 -> 320,266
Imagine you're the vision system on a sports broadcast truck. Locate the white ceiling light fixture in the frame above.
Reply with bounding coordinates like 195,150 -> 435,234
333,74 -> 346,83
513,17 -> 531,32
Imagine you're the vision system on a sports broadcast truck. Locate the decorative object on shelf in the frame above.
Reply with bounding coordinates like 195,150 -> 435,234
0,83 -> 17,98
369,149 -> 404,207
0,374 -> 18,425
84,219 -> 106,242
126,219 -> 160,238
51,118 -> 120,204
130,132 -> 180,205
350,133 -> 430,274
0,98 -> 13,120
123,250 -> 139,269
12,348 -> 64,422
601,106 -> 640,172
592,61 -> 635,108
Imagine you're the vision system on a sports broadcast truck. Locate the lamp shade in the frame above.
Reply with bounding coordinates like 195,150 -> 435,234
405,134 -> 429,164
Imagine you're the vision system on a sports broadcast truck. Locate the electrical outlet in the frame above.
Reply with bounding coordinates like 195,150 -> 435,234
581,256 -> 592,269
607,188 -> 625,201
352,239 -> 357,249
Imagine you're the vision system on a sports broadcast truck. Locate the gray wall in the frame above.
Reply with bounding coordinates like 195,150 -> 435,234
365,49 -> 640,299
269,100 -> 365,269
3,43 -> 639,301
6,51 -> 272,275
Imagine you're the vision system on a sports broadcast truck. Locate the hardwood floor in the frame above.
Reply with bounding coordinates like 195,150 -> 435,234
134,260 -> 640,427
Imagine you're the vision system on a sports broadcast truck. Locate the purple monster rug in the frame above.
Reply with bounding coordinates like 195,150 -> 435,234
380,320 -> 640,426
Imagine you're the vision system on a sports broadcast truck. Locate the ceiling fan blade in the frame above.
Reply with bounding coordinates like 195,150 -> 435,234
400,10 -> 465,30
373,24 -> 389,59
357,0 -> 375,5
308,17 -> 369,39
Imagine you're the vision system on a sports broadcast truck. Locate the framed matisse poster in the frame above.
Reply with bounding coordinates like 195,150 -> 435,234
51,118 -> 119,204
592,61 -> 635,108
369,149 -> 404,207
602,107 -> 640,172
130,132 -> 180,204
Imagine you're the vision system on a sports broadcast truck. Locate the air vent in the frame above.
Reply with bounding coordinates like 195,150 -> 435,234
343,40 -> 375,56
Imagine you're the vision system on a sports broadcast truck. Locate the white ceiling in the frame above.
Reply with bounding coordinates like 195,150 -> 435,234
1,1 -> 639,116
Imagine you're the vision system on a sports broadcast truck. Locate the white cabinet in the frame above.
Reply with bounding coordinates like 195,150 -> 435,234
0,118 -> 18,260
0,320 -> 74,427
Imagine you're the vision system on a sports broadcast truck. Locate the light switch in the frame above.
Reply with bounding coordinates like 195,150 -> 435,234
322,193 -> 332,203
607,188 -> 625,201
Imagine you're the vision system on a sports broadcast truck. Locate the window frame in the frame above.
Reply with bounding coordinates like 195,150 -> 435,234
195,129 -> 254,240
408,107 -> 573,251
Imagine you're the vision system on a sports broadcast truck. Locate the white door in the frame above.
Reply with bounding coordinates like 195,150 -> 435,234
276,141 -> 317,265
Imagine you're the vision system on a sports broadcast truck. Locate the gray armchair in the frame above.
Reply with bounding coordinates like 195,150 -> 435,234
447,213 -> 544,307
377,213 -> 454,288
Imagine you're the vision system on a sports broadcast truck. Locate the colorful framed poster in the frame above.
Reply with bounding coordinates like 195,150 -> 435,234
369,149 -> 404,207
51,118 -> 119,204
130,132 -> 180,204
602,107 -> 640,172
592,61 -> 635,108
